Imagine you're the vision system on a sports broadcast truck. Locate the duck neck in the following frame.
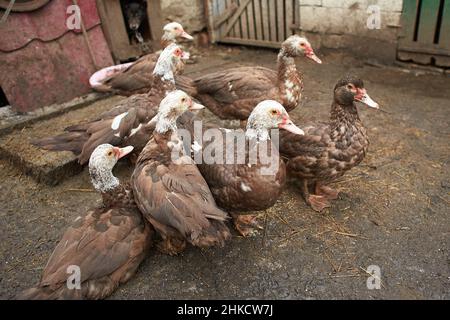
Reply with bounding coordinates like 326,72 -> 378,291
90,166 -> 119,195
153,129 -> 185,162
153,65 -> 175,84
277,49 -> 303,109
161,34 -> 176,49
155,112 -> 178,134
329,101 -> 364,141
153,50 -> 177,84
101,184 -> 134,208
245,126 -> 270,142
149,73 -> 176,92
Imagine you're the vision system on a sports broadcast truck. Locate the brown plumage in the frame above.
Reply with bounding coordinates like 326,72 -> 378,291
181,101 -> 304,236
98,57 -> 195,97
92,22 -> 194,96
178,35 -> 321,121
32,44 -> 187,165
17,145 -> 153,300
279,76 -> 379,212
132,91 -> 230,255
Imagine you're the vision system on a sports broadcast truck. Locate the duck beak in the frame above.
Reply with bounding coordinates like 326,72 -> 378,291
189,101 -> 205,111
305,47 -> 322,64
181,31 -> 194,40
113,146 -> 134,160
356,89 -> 379,109
181,51 -> 190,60
279,116 -> 305,135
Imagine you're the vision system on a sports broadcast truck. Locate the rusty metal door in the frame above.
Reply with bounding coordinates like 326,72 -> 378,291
205,0 -> 300,49
398,0 -> 450,67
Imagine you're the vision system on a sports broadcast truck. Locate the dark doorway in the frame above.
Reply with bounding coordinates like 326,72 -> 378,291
120,0 -> 151,45
0,87 -> 9,108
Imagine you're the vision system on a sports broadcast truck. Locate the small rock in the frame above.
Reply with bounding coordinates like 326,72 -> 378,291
441,180 -> 450,189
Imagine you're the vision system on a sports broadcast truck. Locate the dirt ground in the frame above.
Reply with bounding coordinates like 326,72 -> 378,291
0,45 -> 449,300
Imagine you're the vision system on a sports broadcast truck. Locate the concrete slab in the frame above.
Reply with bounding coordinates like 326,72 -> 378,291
0,92 -> 110,136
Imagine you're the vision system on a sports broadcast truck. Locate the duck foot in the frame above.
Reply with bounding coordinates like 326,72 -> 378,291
307,195 -> 331,212
232,214 -> 263,237
157,237 -> 186,256
315,184 -> 339,200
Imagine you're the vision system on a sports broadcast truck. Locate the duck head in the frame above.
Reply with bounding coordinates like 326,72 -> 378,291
89,144 -> 134,193
246,100 -> 304,141
154,90 -> 205,134
334,76 -> 379,109
162,22 -> 194,42
153,43 -> 189,83
282,35 -> 322,64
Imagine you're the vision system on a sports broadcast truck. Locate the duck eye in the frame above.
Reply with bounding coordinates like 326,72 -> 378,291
107,151 -> 113,156
271,109 -> 278,115
300,43 -> 305,47
347,84 -> 353,90
181,98 -> 186,103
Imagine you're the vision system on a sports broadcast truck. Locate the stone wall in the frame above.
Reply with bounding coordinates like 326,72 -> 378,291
299,0 -> 404,64
160,0 -> 206,34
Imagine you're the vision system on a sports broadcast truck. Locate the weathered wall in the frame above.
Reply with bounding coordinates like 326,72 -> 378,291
161,0 -> 404,63
299,0 -> 404,63
161,0 -> 206,33
0,0 -> 113,112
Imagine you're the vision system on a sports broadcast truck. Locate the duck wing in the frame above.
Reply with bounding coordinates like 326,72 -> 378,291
195,66 -> 277,103
192,66 -> 278,119
132,137 -> 230,247
279,123 -> 331,179
18,206 -> 152,300
103,54 -> 158,95
32,94 -> 160,164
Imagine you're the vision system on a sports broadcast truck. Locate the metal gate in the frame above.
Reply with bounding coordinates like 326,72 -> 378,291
398,0 -> 450,67
205,0 -> 300,49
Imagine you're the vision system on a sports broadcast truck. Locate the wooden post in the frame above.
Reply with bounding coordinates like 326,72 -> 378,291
147,0 -> 163,50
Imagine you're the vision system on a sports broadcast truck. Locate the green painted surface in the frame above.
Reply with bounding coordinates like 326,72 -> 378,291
417,0 -> 441,44
439,0 -> 450,48
400,0 -> 450,50
400,0 -> 419,42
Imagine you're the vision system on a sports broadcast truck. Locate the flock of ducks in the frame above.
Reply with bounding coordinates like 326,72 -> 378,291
23,22 -> 379,299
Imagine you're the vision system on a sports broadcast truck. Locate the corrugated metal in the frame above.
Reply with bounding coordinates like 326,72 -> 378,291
0,0 -> 101,52
0,0 -> 114,112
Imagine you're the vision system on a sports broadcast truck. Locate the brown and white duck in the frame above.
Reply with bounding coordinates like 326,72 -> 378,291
90,22 -> 193,96
132,90 -> 231,255
33,43 -> 188,164
279,76 -> 379,212
17,144 -> 153,300
177,35 -> 321,122
184,100 -> 304,236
